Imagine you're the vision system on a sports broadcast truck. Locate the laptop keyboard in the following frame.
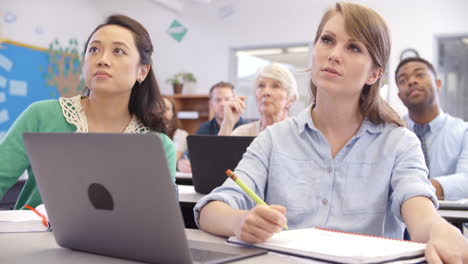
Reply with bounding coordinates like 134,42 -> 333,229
190,247 -> 236,262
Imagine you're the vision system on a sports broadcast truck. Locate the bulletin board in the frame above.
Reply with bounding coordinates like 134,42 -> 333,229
0,39 -> 83,136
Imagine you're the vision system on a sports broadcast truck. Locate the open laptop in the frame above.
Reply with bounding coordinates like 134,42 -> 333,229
23,133 -> 266,264
187,135 -> 255,194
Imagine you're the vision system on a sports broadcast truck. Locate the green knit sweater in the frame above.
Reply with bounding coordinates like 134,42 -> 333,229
0,99 -> 176,210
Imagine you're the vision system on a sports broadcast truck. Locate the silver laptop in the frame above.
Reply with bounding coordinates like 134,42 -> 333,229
23,133 -> 266,264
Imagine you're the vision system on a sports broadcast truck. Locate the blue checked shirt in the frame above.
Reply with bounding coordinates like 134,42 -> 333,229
194,105 -> 437,239
404,112 -> 468,200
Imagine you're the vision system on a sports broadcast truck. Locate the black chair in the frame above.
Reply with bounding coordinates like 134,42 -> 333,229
0,180 -> 25,210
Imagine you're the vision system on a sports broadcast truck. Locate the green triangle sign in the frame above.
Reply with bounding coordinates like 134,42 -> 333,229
166,20 -> 188,43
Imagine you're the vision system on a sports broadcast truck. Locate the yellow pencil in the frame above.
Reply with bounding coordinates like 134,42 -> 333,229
225,169 -> 288,230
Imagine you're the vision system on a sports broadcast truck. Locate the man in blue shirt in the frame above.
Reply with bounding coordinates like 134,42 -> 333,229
177,81 -> 246,172
396,57 -> 468,200
195,81 -> 246,135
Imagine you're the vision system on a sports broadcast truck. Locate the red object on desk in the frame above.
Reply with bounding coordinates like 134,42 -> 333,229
24,205 -> 48,228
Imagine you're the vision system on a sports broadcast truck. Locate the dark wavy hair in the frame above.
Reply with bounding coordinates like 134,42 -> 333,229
82,14 -> 166,133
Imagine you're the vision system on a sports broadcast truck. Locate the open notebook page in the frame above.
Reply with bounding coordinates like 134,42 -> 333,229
228,227 -> 426,264
0,209 -> 49,233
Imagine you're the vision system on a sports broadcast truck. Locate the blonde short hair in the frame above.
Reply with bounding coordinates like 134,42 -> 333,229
255,63 -> 299,102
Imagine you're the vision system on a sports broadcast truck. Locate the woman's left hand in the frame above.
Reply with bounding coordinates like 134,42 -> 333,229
425,220 -> 468,264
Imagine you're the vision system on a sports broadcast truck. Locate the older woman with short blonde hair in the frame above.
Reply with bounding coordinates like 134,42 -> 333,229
219,63 -> 298,136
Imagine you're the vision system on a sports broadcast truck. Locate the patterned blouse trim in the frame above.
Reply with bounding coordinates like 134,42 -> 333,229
58,95 -> 150,133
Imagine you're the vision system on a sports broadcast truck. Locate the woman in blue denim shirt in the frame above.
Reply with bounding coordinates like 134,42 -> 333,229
195,2 -> 468,263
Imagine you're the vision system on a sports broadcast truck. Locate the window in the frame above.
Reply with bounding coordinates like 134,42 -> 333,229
230,44 -> 312,120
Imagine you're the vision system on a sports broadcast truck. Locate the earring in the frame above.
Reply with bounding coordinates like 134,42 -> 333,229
138,79 -> 142,85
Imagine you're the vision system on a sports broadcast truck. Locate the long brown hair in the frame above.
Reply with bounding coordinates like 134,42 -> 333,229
82,14 -> 166,133
311,2 -> 404,127
162,96 -> 180,139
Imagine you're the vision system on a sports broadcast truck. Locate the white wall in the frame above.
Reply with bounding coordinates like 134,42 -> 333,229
2,0 -> 467,114
1,0 -> 226,95
369,0 -> 468,115
2,0 -> 99,47
182,0 -> 468,114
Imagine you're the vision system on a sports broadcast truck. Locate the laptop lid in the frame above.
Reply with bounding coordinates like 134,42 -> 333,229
23,133 -> 265,264
187,135 -> 255,194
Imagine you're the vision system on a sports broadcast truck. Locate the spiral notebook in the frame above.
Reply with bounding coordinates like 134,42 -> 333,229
227,227 -> 426,264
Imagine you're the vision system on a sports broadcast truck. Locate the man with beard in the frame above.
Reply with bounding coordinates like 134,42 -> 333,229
396,57 -> 468,200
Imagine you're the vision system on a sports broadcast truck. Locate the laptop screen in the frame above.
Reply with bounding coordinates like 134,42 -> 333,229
187,135 -> 255,194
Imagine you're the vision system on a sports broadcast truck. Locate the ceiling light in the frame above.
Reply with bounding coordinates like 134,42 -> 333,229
462,38 -> 468,45
149,0 -> 184,13
286,46 -> 309,53
237,48 -> 283,56
190,0 -> 212,3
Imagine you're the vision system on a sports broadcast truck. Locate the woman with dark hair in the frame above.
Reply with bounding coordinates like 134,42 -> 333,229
162,95 -> 188,161
195,3 -> 468,262
0,14 -> 175,210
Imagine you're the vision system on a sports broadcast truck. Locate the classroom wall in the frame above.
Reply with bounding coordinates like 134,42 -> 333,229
2,0 -> 467,115
1,0 -> 222,96
2,0 -> 99,47
181,0 -> 468,114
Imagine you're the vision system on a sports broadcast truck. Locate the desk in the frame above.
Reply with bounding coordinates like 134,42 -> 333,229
178,185 -> 205,229
438,209 -> 468,221
0,229 -> 317,263
438,209 -> 468,233
0,179 -> 26,210
179,185 -> 205,204
176,171 -> 193,185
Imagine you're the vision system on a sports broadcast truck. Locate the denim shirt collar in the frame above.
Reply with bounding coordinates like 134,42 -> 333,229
296,104 -> 385,136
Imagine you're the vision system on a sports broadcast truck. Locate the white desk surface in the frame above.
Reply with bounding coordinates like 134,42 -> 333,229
1,208 -> 467,263
0,228 -> 317,264
178,185 -> 205,204
176,171 -> 193,179
438,209 -> 468,220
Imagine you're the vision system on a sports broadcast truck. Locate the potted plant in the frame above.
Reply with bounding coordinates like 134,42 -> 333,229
166,72 -> 197,94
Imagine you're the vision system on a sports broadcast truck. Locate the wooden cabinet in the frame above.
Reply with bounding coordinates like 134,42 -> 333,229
166,94 -> 212,134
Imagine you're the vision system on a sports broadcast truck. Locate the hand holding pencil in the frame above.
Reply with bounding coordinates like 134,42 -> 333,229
226,169 -> 289,242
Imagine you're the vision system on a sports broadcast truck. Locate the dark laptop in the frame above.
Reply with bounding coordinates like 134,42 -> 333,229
23,133 -> 266,264
187,135 -> 255,194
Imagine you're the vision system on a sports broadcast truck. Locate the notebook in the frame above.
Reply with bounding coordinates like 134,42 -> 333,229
187,135 -> 255,194
227,227 -> 426,264
23,133 -> 266,264
0,209 -> 49,233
